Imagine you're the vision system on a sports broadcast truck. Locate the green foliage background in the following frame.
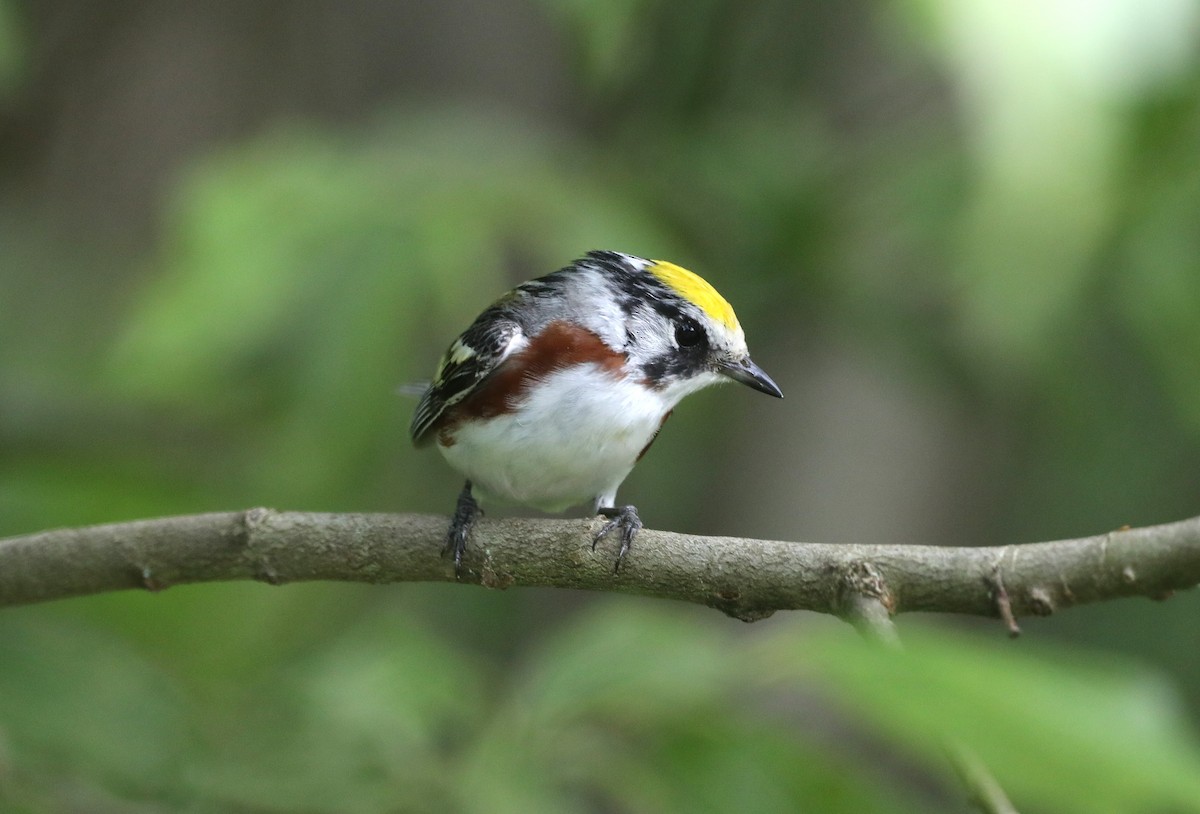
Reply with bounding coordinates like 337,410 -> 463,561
2,1 -> 1200,811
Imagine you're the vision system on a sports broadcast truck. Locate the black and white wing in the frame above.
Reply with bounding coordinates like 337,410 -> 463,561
410,314 -> 525,447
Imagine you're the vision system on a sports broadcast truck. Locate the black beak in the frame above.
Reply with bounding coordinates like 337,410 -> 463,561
720,356 -> 783,398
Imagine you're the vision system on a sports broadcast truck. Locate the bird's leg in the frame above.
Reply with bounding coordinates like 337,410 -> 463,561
593,504 -> 642,573
444,480 -> 481,578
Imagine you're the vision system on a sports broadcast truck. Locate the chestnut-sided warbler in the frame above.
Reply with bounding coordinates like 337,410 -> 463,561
411,250 -> 782,575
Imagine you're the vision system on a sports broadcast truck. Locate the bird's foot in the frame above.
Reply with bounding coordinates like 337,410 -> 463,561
444,481 -> 481,579
593,505 -> 641,573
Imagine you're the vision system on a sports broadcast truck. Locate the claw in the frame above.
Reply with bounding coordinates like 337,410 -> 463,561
444,480 -> 481,578
593,505 -> 642,573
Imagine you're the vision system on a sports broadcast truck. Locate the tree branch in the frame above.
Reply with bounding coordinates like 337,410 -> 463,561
2,510 -> 1198,623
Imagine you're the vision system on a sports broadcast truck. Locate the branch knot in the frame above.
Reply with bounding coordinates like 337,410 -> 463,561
836,560 -> 895,615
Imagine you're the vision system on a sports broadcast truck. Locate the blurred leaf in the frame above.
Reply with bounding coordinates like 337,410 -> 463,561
513,600 -> 734,723
108,114 -> 673,404
760,622 -> 1200,814
188,609 -> 486,813
460,603 -> 920,814
72,583 -> 376,695
0,615 -> 192,799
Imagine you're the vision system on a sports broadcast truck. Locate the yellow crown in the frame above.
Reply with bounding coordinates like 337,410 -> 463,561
648,260 -> 740,331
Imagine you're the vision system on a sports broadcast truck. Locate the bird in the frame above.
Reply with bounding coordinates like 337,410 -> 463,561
410,250 -> 782,575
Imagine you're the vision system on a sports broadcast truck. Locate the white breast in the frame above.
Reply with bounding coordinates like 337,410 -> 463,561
438,365 -> 674,512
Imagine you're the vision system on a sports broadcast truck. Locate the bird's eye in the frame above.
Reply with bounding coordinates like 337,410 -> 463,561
674,317 -> 704,348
